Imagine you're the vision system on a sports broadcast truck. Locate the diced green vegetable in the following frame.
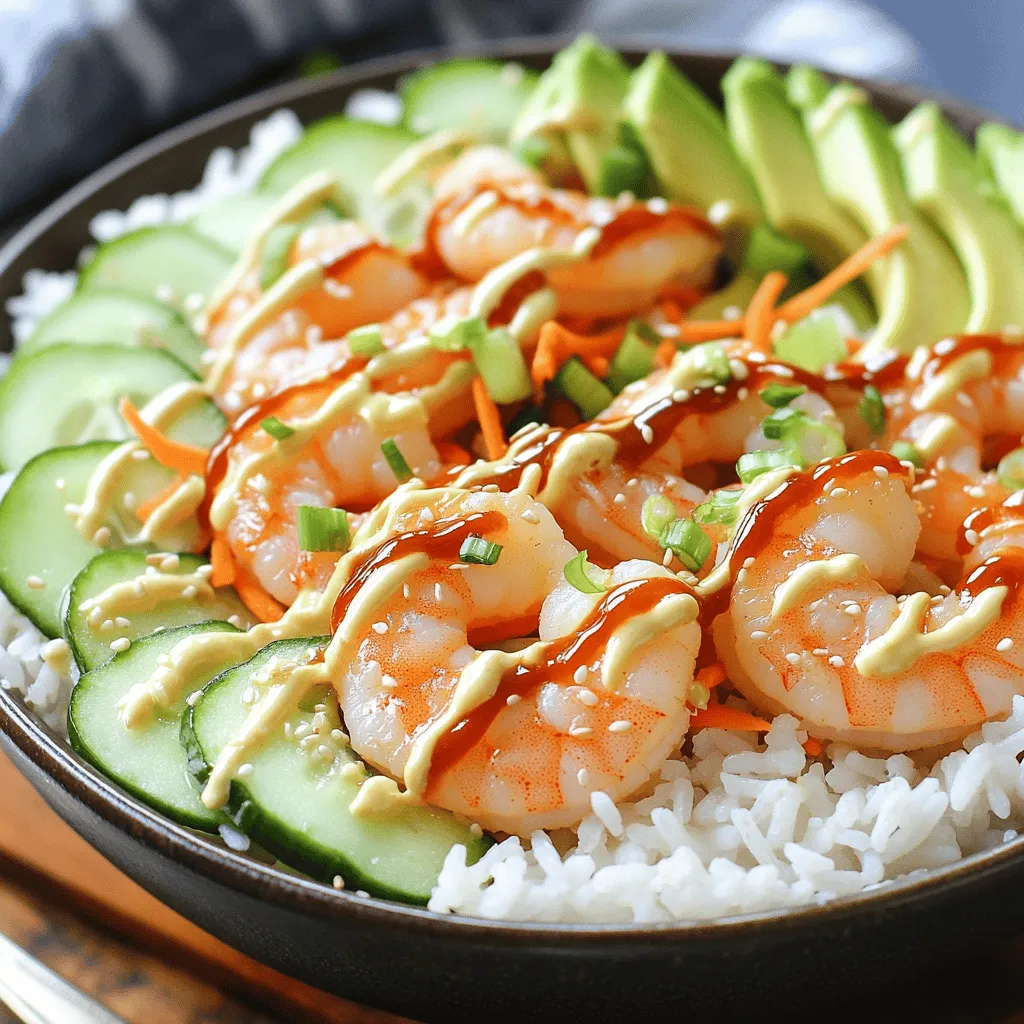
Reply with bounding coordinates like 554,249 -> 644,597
563,550 -> 608,594
471,327 -> 533,404
859,385 -> 886,435
762,405 -> 804,439
693,489 -> 742,526
641,494 -> 676,542
459,536 -> 503,565
429,315 -> 488,351
606,324 -> 658,393
773,314 -> 846,373
260,416 -> 294,441
554,357 -> 615,419
759,382 -> 806,408
691,341 -> 733,385
661,518 -> 712,571
890,440 -> 924,468
381,438 -> 413,482
997,448 -> 1024,491
596,144 -> 648,198
737,448 -> 800,483
297,506 -> 350,553
346,324 -> 385,357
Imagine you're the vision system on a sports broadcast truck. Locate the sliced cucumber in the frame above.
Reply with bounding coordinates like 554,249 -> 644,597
64,550 -> 254,672
183,638 -> 490,903
69,622 -> 240,830
401,58 -> 538,141
260,118 -> 428,244
0,344 -> 225,472
19,289 -> 204,373
78,226 -> 234,306
191,194 -> 279,253
0,442 -> 202,637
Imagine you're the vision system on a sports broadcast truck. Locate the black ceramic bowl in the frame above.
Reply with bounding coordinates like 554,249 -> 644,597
1,39 -> 1022,1024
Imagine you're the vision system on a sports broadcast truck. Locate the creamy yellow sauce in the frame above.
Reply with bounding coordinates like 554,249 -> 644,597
912,348 -> 993,411
449,190 -> 500,238
509,287 -> 558,342
912,413 -> 962,461
601,592 -> 698,691
770,554 -> 867,621
82,565 -> 217,625
373,129 -> 477,198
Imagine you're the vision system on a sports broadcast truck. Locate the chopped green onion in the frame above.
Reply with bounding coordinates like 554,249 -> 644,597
297,505 -> 350,553
998,447 -> 1024,490
741,225 -> 811,278
563,550 -> 608,594
789,418 -> 846,464
514,136 -> 552,170
737,448 -> 800,483
762,405 -> 804,440
260,416 -> 294,441
471,326 -> 533,404
381,438 -> 413,482
346,323 -> 385,357
890,440 -> 924,468
459,535 -> 503,565
258,222 -> 302,291
693,489 -> 742,525
759,382 -> 807,408
606,324 -> 657,393
554,357 -> 615,419
691,341 -> 732,386
596,145 -> 648,198
773,314 -> 846,373
429,314 -> 488,351
641,494 -> 676,542
661,518 -> 713,572
859,385 -> 886,435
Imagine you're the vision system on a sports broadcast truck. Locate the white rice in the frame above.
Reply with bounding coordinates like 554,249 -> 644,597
3,97 -> 1024,925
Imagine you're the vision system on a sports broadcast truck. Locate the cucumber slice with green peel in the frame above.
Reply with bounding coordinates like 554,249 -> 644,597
69,621 -> 240,831
401,58 -> 538,141
0,442 -> 204,637
183,638 -> 490,903
0,344 -> 225,472
19,289 -> 204,373
63,550 -> 254,672
259,118 -> 429,244
79,226 -> 234,306
191,194 -> 279,253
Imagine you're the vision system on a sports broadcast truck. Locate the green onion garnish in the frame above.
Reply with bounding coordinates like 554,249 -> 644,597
297,505 -> 350,553
693,489 -> 742,526
563,550 -> 608,594
737,448 -> 801,483
514,136 -> 552,169
346,324 -> 385,357
859,385 -> 886,435
258,222 -> 302,291
429,314 -> 488,351
762,406 -> 804,439
554,357 -> 615,419
890,440 -> 924,468
759,382 -> 807,408
998,447 -> 1024,491
661,518 -> 713,572
381,438 -> 413,482
773,315 -> 846,373
692,342 -> 732,386
790,418 -> 846,464
596,145 -> 648,199
459,536 -> 503,565
471,326 -> 533,404
606,324 -> 657,394
641,494 -> 676,542
260,416 -> 294,441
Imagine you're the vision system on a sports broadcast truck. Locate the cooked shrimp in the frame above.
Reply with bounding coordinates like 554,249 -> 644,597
425,147 -> 722,319
334,486 -> 701,834
713,450 -> 1024,751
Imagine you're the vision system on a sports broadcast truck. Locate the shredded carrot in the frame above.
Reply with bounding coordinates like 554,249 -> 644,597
676,319 -> 743,343
435,441 -> 472,469
234,573 -> 285,623
689,704 -> 772,733
743,270 -> 788,352
657,283 -> 706,312
695,662 -> 727,691
582,354 -> 610,378
661,299 -> 683,324
209,536 -> 236,588
776,224 -> 909,324
472,377 -> 507,461
803,737 -> 824,757
531,321 -> 627,392
118,397 -> 210,477
135,473 -> 186,522
655,339 -> 677,368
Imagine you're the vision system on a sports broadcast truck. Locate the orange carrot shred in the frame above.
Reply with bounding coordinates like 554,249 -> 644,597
776,224 -> 909,324
803,737 -> 824,757
696,662 -> 727,691
661,300 -> 683,324
531,321 -> 626,392
435,441 -> 472,469
657,283 -> 706,311
689,704 -> 772,733
209,536 -> 236,588
118,397 -> 210,477
135,473 -> 186,522
582,354 -> 610,378
743,270 -> 788,353
676,319 -> 743,343
235,574 -> 285,623
655,340 -> 677,368
472,377 -> 507,461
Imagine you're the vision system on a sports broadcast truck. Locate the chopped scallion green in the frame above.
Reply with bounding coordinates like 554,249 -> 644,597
998,448 -> 1024,491
759,382 -> 807,408
693,489 -> 742,526
762,406 -> 804,440
661,518 -> 713,572
459,535 -> 503,565
471,326 -> 533,404
692,341 -> 732,386
260,416 -> 294,441
773,314 -> 846,373
346,323 -> 385,357
554,357 -> 614,419
563,550 -> 608,594
428,314 -> 488,351
381,438 -> 413,482
297,505 -> 350,552
641,494 -> 676,542
736,448 -> 800,483
890,440 -> 924,468
859,385 -> 886,435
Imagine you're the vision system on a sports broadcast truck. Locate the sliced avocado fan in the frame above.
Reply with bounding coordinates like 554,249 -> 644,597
895,102 -> 1024,334
976,122 -> 1024,229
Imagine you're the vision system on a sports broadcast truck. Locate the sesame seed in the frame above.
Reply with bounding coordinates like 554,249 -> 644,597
968,485 -> 986,499
823,479 -> 836,493
241,687 -> 256,704
293,723 -> 312,740
93,526 -> 111,546
110,637 -> 131,653
182,585 -> 198,599
573,665 -> 588,685
569,726 -> 593,738
640,424 -> 655,444
100,619 -> 115,632
785,652 -> 801,665
372,621 -> 389,634
332,875 -> 345,890
185,691 -> 202,707
828,655 -> 845,668
608,720 -> 631,733
965,529 -> 980,546
830,487 -> 850,499
146,553 -> 164,565
873,466 -> 888,478
729,359 -> 749,381
25,575 -> 45,590
736,568 -> 747,583
283,722 -> 293,739
812,648 -> 828,657
737,387 -> 749,401
672,389 -> 690,403
997,637 -> 1014,652
751,630 -> 768,640
576,688 -> 599,707
434,583 -> 443,601
55,478 -> 66,491
662,548 -> 674,567
627,478 -> 639,487
317,744 -> 334,762
403,583 -> 411,599
227,614 -> 244,628
482,483 -> 500,493
577,768 -> 590,787
237,763 -> 254,778
844,604 -> 862,615
613,492 -> 627,505
160,553 -> 180,571
469,822 -> 484,837
114,616 -> 130,628
713,384 -> 727,395
381,674 -> 398,690
520,508 -> 540,524
331,729 -> 348,744
506,693 -> 522,706
131,448 -> 150,461
743,557 -> 755,569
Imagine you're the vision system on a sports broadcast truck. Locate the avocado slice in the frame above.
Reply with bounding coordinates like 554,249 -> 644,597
786,64 -> 832,113
802,83 -> 970,356
977,123 -> 1024,228
623,51 -> 763,260
895,103 -> 1024,333
510,35 -> 631,195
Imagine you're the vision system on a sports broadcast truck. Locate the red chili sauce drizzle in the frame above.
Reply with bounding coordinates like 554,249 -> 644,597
423,574 -> 690,796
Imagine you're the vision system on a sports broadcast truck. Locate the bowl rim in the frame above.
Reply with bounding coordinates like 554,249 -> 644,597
1,34 -> 1022,945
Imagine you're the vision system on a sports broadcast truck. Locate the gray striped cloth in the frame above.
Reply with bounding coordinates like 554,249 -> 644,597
0,0 -> 923,223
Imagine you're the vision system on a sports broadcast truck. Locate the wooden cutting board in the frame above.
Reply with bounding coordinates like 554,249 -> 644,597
0,750 -> 411,1024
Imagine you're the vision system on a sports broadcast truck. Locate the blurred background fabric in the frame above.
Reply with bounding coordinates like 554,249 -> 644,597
0,0 -> 1021,224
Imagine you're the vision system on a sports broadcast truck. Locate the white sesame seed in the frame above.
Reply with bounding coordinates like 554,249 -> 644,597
182,585 -> 198,599
736,568 -> 747,583
332,875 -> 345,890
671,389 -> 690,403
55,478 -> 66,491
131,448 -> 150,461
751,630 -> 768,640
381,674 -> 398,690
573,665 -> 588,685
997,637 -> 1014,652
506,693 -> 522,706
577,768 -> 590,787
713,384 -> 727,395
569,726 -> 594,738
627,478 -> 638,487
237,763 -> 254,778
160,553 -> 180,571
743,557 -> 755,569
844,604 -> 862,615
812,648 -> 828,657
662,548 -> 674,567
109,637 -> 131,653
227,614 -> 244,628
372,621 -> 389,634
469,822 -> 484,837
114,616 -> 130,628
613,492 -> 627,505
968,485 -> 986,499
964,529 -> 980,546
785,652 -> 801,665
185,690 -> 202,707
737,386 -> 749,401
24,575 -> 45,590
729,359 -> 749,381
93,526 -> 111,546
640,424 -> 655,444
293,722 -> 311,740
873,466 -> 888,478
608,720 -> 632,733
576,688 -> 599,707
434,583 -> 444,602
828,655 -> 845,668
823,479 -> 836,493
317,744 -> 334,762
100,619 -> 115,632
482,483 -> 500,493
331,729 -> 348,744
830,487 -> 850,498
520,508 -> 540,524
